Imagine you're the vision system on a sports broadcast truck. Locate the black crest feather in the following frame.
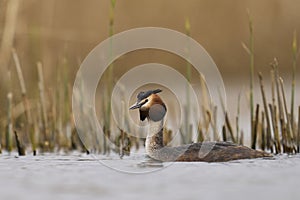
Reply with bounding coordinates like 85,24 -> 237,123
137,89 -> 162,101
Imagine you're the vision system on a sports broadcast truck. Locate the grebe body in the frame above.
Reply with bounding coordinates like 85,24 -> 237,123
130,89 -> 271,162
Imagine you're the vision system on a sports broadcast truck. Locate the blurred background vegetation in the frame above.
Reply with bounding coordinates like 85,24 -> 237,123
0,0 -> 299,154
1,0 -> 299,104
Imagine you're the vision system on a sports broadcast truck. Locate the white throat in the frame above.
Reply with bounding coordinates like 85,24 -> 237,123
145,118 -> 164,155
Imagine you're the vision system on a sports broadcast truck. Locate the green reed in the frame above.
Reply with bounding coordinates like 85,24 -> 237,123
184,17 -> 193,143
297,106 -> 300,153
291,31 -> 297,129
248,11 -> 255,150
103,0 -> 117,154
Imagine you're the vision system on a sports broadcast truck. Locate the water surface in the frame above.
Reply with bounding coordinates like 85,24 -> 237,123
0,153 -> 299,200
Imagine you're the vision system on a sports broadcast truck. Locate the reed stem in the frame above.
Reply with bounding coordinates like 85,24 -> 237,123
261,111 -> 265,151
225,112 -> 236,143
291,31 -> 297,129
0,0 -> 19,69
258,73 -> 273,151
297,106 -> 300,153
236,91 -> 241,142
6,92 -> 13,152
252,104 -> 259,149
273,59 -> 287,152
197,123 -> 204,142
14,131 -> 25,156
222,125 -> 227,142
271,70 -> 276,108
279,77 -> 295,152
103,0 -> 117,154
248,11 -> 255,150
37,62 -> 49,149
239,131 -> 244,146
12,49 -> 36,155
185,17 -> 192,142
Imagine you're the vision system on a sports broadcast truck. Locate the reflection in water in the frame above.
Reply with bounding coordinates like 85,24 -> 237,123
137,156 -> 164,168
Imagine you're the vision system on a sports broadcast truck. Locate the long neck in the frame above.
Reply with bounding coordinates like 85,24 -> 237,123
145,118 -> 164,154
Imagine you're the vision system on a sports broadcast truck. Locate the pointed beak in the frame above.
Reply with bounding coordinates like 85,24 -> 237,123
129,102 -> 141,110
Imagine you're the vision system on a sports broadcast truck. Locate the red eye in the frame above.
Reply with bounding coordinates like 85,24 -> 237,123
141,99 -> 148,105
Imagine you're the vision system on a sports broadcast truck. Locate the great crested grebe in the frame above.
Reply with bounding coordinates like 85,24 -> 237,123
129,89 -> 272,162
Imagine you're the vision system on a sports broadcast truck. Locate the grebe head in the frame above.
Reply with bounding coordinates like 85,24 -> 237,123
129,89 -> 167,122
